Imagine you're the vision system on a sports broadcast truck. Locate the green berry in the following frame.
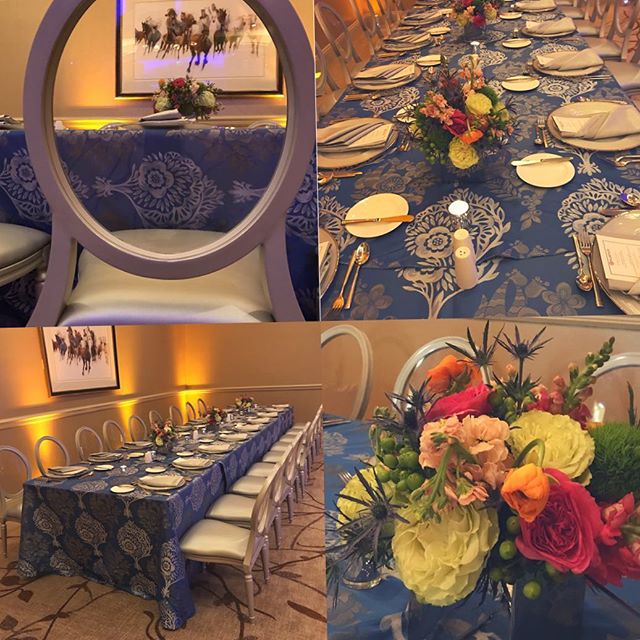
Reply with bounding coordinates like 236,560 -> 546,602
522,580 -> 542,600
383,454 -> 398,469
499,540 -> 517,561
390,469 -> 402,483
375,466 -> 391,483
489,567 -> 503,582
406,472 -> 424,491
502,568 -> 516,584
381,437 -> 396,453
545,562 -> 560,578
399,451 -> 421,471
506,516 -> 521,535
396,480 -> 408,492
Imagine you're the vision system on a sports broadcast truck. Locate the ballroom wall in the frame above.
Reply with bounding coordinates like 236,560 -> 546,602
321,318 -> 640,424
1,0 -> 314,123
0,323 -> 321,473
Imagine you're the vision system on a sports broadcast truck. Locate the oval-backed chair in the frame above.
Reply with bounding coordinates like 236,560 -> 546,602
128,415 -> 148,441
0,446 -> 31,557
75,426 -> 103,461
34,435 -> 70,477
102,420 -> 126,451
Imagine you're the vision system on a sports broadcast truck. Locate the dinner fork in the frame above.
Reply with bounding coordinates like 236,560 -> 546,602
331,250 -> 358,312
338,471 -> 353,485
577,230 -> 604,308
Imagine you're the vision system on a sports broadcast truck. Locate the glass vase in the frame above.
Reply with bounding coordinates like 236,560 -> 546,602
342,556 -> 382,590
462,22 -> 486,41
510,575 -> 586,640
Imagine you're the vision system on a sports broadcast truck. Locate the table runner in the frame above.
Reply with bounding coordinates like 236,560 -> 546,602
0,128 -> 318,321
324,417 -> 640,638
319,10 -> 640,319
17,407 -> 292,630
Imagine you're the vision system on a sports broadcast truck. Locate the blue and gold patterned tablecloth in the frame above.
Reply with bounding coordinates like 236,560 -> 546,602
324,417 -> 640,639
319,11 -> 640,319
17,407 -> 292,630
0,128 -> 318,321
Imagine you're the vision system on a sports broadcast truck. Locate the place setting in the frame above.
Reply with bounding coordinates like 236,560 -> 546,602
350,62 -> 422,93
514,0 -> 557,11
521,16 -> 577,37
530,48 -> 604,76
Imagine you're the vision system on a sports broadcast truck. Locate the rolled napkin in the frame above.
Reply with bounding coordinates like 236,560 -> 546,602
536,49 -> 603,70
552,104 -> 640,139
525,17 -> 575,35
355,63 -> 417,83
318,121 -> 394,153
140,109 -> 182,122
516,0 -> 556,9
138,474 -> 185,489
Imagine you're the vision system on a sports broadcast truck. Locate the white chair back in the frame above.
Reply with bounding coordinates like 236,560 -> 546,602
128,415 -> 148,440
75,426 -> 103,461
148,409 -> 164,428
34,436 -> 70,476
169,405 -> 183,425
601,0 -> 640,59
393,337 -> 487,398
0,446 -> 31,520
197,398 -> 208,417
185,402 -> 197,421
23,0 -> 315,326
321,325 -> 373,420
348,0 -> 384,53
102,420 -> 126,451
593,352 -> 640,378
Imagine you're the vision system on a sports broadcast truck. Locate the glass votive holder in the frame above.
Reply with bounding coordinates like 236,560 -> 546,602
448,199 -> 470,229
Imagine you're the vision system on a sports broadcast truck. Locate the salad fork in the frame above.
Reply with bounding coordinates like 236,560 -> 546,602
577,230 -> 604,308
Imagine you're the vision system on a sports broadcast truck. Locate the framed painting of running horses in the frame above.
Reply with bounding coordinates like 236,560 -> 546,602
40,327 -> 120,396
116,0 -> 282,96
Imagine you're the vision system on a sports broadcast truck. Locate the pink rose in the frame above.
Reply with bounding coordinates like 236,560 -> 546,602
173,77 -> 186,88
516,468 -> 603,574
426,383 -> 492,421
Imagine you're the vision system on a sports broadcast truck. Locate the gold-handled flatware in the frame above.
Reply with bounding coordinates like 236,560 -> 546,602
577,230 -> 604,307
346,243 -> 370,310
331,249 -> 358,312
342,215 -> 414,225
318,170 -> 363,186
571,233 -> 592,292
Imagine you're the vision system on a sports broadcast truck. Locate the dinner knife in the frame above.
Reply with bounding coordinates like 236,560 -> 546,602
342,215 -> 414,225
511,156 -> 572,167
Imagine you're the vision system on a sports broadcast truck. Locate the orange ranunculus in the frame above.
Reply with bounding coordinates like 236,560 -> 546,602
501,463 -> 550,523
426,354 -> 483,394
459,129 -> 484,144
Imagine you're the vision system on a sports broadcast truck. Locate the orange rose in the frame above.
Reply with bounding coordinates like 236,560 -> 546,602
426,354 -> 483,394
501,463 -> 550,523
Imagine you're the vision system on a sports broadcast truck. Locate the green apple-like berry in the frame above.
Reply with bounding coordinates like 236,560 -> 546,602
506,516 -> 521,535
499,540 -> 517,561
523,580 -> 542,600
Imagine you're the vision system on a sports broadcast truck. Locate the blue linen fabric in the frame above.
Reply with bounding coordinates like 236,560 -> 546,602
0,128 -> 318,321
324,417 -> 640,639
319,16 -> 640,319
17,408 -> 292,630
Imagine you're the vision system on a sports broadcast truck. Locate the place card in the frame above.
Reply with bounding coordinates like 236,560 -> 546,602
595,234 -> 640,293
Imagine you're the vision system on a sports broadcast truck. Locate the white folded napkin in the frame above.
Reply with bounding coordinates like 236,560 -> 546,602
553,104 -> 640,139
388,32 -> 431,44
199,443 -> 233,453
356,63 -> 416,82
517,0 -> 556,9
48,465 -> 86,475
536,49 -> 603,70
317,122 -> 394,153
525,17 -> 575,34
138,474 -> 185,489
124,441 -> 151,448
140,109 -> 182,122
172,457 -> 211,468
236,424 -> 262,432
219,433 -> 249,442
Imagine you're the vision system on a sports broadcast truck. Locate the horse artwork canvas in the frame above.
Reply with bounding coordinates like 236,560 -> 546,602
117,0 -> 281,96
40,327 -> 120,395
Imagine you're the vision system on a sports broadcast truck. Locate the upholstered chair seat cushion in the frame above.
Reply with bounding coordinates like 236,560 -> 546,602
59,229 -> 273,325
180,519 -> 249,560
575,20 -> 599,36
561,6 -> 585,18
0,224 -> 49,269
206,493 -> 255,522
584,37 -> 622,59
230,475 -> 266,497
606,61 -> 640,90
262,450 -> 287,464
1,497 -> 22,521
246,462 -> 277,477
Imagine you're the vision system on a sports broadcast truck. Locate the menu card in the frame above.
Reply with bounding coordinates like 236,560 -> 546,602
595,233 -> 640,293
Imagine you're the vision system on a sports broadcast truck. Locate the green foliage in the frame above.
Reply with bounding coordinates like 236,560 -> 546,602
590,422 -> 640,503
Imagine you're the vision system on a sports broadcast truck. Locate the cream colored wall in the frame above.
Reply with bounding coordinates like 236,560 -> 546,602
321,319 -> 640,424
0,322 -> 321,474
1,0 -> 314,121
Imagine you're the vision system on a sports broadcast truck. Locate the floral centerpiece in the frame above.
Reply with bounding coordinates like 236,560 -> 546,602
207,406 -> 227,429
151,418 -> 178,454
328,324 -> 640,635
451,0 -> 501,37
153,76 -> 221,120
235,396 -> 256,412
413,58 -> 514,173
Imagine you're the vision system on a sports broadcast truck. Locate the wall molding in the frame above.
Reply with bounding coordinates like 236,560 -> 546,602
493,317 -> 640,331
0,383 -> 321,431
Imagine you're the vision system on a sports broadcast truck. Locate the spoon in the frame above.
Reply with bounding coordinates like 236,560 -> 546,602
345,243 -> 370,310
621,192 -> 640,207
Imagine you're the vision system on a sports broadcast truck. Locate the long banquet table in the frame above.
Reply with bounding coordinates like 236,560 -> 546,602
17,407 -> 292,630
324,417 -> 640,639
0,127 -> 318,321
319,7 -> 640,319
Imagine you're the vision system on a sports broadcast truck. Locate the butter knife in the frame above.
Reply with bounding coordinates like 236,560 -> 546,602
511,156 -> 572,167
342,215 -> 414,225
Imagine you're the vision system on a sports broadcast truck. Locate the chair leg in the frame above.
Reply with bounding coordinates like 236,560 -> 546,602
274,508 -> 282,549
286,493 -> 294,523
244,573 -> 256,622
260,543 -> 270,583
1,522 -> 7,559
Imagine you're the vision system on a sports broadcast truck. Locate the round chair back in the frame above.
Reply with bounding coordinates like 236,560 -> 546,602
102,420 -> 126,451
0,446 -> 31,520
197,398 -> 208,417
148,410 -> 164,429
128,415 -> 148,441
34,436 -> 70,477
169,405 -> 183,425
75,426 -> 103,460
185,402 -> 197,421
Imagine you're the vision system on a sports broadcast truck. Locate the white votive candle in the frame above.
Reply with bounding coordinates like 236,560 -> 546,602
454,246 -> 478,290
452,228 -> 475,255
592,402 -> 606,424
143,451 -> 153,464
192,428 -> 199,442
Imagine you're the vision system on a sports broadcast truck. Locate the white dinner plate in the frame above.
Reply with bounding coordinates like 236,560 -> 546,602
318,118 -> 399,170
502,77 -> 540,91
502,38 -> 532,49
199,437 -> 215,444
110,484 -> 136,494
344,193 -> 410,239
547,101 -> 640,151
592,212 -> 640,314
416,54 -> 442,67
176,451 -> 194,457
500,11 -> 523,18
127,452 -> 145,459
532,57 -> 603,76
94,464 -> 114,472
429,25 -> 451,35
515,153 -> 575,187
145,466 -> 167,474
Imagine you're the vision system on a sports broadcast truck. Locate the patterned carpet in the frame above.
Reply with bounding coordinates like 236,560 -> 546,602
0,454 -> 326,640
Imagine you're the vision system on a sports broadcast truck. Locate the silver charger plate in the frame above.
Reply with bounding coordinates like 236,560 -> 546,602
319,227 -> 340,297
